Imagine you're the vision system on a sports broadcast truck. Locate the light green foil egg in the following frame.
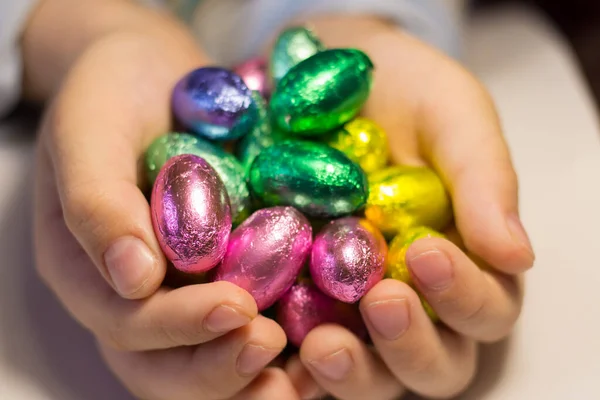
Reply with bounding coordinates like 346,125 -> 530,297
270,49 -> 374,136
249,140 -> 368,218
145,133 -> 251,225
270,26 -> 325,87
235,92 -> 286,177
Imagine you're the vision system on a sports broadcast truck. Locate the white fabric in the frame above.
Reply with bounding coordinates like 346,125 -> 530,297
0,0 -> 38,118
1,4 -> 599,400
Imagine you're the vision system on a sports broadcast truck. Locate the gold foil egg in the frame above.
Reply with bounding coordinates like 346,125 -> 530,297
386,226 -> 445,322
325,117 -> 389,174
386,226 -> 445,284
366,166 -> 452,237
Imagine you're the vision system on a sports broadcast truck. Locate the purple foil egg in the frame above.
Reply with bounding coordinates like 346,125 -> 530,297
151,154 -> 232,273
172,67 -> 258,141
213,206 -> 312,311
276,281 -> 367,347
310,217 -> 387,303
233,57 -> 270,100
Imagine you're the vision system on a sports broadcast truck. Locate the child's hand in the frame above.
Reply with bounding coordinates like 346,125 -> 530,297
30,2 -> 295,399
283,16 -> 534,400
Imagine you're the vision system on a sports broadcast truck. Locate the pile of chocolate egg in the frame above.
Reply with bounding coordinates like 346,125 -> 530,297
145,26 -> 453,347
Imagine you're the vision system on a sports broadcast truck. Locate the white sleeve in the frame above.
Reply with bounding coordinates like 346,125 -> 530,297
189,0 -> 466,66
0,0 -> 39,119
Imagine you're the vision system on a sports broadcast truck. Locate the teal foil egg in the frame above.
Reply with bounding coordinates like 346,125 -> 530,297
270,26 -> 325,87
145,133 -> 251,225
235,92 -> 285,177
249,140 -> 368,218
270,49 -> 374,136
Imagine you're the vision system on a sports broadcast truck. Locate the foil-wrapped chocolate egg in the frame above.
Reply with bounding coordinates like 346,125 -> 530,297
310,218 -> 387,303
249,141 -> 368,218
145,133 -> 251,225
270,26 -> 325,87
234,92 -> 286,177
270,49 -> 373,136
213,207 -> 312,311
276,281 -> 367,347
366,166 -> 452,238
151,154 -> 231,273
325,117 -> 389,174
172,67 -> 258,141
233,57 -> 270,99
386,226 -> 445,322
386,226 -> 446,284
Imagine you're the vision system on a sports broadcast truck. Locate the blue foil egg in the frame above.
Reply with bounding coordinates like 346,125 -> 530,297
172,67 -> 258,141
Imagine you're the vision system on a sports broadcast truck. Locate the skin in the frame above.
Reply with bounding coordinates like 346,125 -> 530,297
24,1 -> 534,399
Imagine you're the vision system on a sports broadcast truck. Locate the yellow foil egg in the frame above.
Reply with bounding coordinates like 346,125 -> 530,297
325,117 -> 389,173
386,226 -> 445,284
366,166 -> 452,238
386,226 -> 445,322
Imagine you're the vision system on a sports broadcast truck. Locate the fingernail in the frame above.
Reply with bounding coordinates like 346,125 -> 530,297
204,305 -> 252,333
309,348 -> 353,381
408,249 -> 453,290
364,299 -> 410,340
104,236 -> 155,296
507,214 -> 535,261
237,344 -> 280,376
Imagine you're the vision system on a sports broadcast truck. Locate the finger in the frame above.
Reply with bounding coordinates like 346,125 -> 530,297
360,279 -> 477,398
99,316 -> 286,400
35,149 -> 258,351
406,237 -> 523,342
285,355 -> 326,400
232,368 -> 301,400
44,35 -> 206,299
417,63 -> 535,274
300,325 -> 404,400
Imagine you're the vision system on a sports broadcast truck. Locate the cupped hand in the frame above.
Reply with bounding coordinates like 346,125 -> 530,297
33,31 -> 295,400
285,16 -> 534,400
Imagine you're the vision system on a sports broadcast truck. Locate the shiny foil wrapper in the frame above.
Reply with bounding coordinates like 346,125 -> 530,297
386,226 -> 446,284
270,26 -> 325,87
233,57 -> 270,100
366,166 -> 453,238
249,141 -> 368,218
387,226 -> 445,322
234,92 -> 285,177
172,67 -> 258,141
276,281 -> 367,347
310,218 -> 387,303
325,117 -> 389,174
145,133 -> 251,225
213,206 -> 312,311
151,154 -> 232,273
270,49 -> 373,136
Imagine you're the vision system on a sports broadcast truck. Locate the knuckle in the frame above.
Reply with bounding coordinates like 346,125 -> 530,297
62,185 -> 107,238
455,296 -> 488,327
406,350 -> 439,376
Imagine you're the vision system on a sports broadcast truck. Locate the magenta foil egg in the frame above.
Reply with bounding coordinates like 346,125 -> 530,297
151,154 -> 232,273
213,206 -> 312,310
233,57 -> 270,99
310,217 -> 387,303
276,281 -> 367,347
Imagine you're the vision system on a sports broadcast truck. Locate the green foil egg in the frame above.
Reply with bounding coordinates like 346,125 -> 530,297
270,26 -> 325,87
235,92 -> 286,177
249,140 -> 368,218
270,49 -> 374,136
145,133 -> 251,225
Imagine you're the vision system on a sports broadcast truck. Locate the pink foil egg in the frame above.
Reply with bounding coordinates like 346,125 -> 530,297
151,154 -> 232,273
233,57 -> 270,99
310,217 -> 387,303
213,206 -> 312,310
276,281 -> 367,347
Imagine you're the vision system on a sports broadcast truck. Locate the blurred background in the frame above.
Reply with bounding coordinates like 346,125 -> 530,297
477,0 -> 600,105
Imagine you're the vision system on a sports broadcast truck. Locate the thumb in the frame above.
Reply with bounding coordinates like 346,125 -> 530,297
46,33 -> 207,298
